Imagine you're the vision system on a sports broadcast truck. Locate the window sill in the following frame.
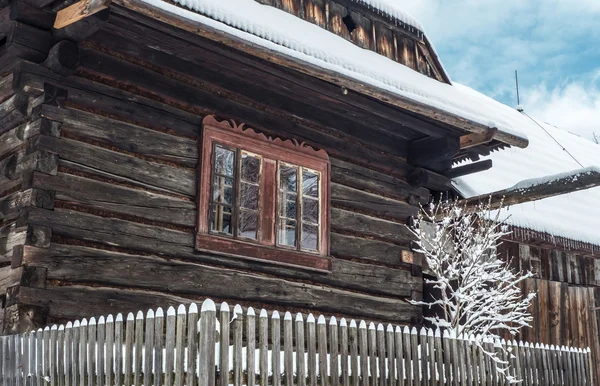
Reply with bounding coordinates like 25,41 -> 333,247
195,233 -> 332,273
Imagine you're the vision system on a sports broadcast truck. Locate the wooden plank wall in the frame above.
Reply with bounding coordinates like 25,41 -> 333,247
498,240 -> 600,384
4,11 -> 436,332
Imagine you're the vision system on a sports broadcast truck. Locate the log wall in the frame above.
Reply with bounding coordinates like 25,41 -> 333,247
0,5 -> 448,334
497,240 -> 600,384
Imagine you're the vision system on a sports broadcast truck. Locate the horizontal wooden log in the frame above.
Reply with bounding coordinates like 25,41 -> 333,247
444,159 -> 492,179
40,104 -> 198,167
0,118 -> 48,157
331,158 -> 428,203
0,0 -> 56,30
0,223 -> 26,261
33,172 -> 196,227
54,0 -> 110,30
459,128 -> 497,149
0,189 -> 33,220
330,208 -> 413,246
21,245 -> 419,321
32,134 -> 196,196
3,22 -> 53,58
43,40 -> 80,76
330,232 -> 407,266
52,8 -> 109,42
331,182 -> 417,221
0,92 -> 28,135
0,265 -> 23,291
25,209 -> 420,296
0,74 -> 13,103
464,167 -> 600,210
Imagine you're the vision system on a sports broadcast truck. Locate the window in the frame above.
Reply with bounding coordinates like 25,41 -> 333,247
197,115 -> 330,272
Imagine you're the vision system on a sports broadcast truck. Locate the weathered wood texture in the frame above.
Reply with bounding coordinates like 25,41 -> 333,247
497,240 -> 600,385
5,9 -> 441,331
0,300 -> 591,385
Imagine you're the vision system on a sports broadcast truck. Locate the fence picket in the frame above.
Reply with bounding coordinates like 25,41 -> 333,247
106,315 -> 115,386
115,314 -> 124,386
377,324 -> 386,386
153,309 -> 163,386
349,321 -> 359,386
307,314 -> 317,386
296,313 -> 306,386
358,322 -> 368,386
97,317 -> 105,386
330,318 -> 340,386
246,308 -> 256,386
164,308 -> 175,386
385,325 -> 394,386
259,309 -> 269,386
186,303 -> 199,386
174,305 -> 186,386
0,298 -> 592,386
143,310 -> 155,386
318,316 -> 328,386
272,311 -> 282,386
283,312 -> 293,386
220,303 -> 230,386
233,305 -> 244,386
198,299 -> 216,386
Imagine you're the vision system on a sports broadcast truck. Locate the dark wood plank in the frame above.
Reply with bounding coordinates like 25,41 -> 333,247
40,104 -> 198,167
331,158 -> 428,203
21,245 -> 419,322
25,209 -> 421,296
330,208 -> 413,246
331,183 -> 418,221
331,232 -> 406,265
31,135 -> 197,196
32,172 -> 196,227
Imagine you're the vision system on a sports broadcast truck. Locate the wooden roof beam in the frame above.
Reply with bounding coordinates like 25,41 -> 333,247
459,127 -> 497,149
54,0 -> 111,30
463,166 -> 600,210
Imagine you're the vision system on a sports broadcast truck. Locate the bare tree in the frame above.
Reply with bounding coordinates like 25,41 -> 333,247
593,132 -> 599,144
410,198 -> 535,382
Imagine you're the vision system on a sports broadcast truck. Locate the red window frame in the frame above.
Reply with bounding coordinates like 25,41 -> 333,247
197,115 -> 331,272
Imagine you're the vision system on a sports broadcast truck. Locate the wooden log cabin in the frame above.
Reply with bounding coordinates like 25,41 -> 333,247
455,123 -> 600,383
1,0 -> 566,349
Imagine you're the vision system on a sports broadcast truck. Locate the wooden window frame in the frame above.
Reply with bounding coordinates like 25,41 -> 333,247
197,115 -> 331,272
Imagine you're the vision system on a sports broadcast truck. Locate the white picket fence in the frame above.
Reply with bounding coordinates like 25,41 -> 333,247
0,299 -> 593,385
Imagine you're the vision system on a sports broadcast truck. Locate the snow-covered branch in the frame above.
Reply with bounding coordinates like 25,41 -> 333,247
409,198 -> 536,383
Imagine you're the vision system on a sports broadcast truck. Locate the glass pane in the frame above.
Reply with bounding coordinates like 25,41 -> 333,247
278,219 -> 297,247
302,198 -> 319,224
238,209 -> 258,240
280,165 -> 297,192
214,145 -> 235,176
212,176 -> 233,205
302,170 -> 319,197
240,182 -> 259,210
302,224 -> 318,251
210,204 -> 232,235
285,196 -> 297,219
241,154 -> 260,183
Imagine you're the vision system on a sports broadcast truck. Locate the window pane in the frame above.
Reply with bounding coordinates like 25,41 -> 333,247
210,204 -> 233,235
241,153 -> 260,183
240,182 -> 259,210
212,176 -> 233,205
283,195 -> 297,219
238,209 -> 258,240
278,219 -> 297,247
302,197 -> 319,224
214,145 -> 235,176
280,165 -> 297,192
302,170 -> 319,197
302,224 -> 318,251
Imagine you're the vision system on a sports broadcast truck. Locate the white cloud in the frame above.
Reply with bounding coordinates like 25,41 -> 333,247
524,77 -> 600,141
396,0 -> 600,143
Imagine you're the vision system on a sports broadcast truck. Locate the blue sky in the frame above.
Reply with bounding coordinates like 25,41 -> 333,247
401,0 -> 600,142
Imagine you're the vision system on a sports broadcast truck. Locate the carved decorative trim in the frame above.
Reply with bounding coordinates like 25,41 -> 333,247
202,115 -> 329,160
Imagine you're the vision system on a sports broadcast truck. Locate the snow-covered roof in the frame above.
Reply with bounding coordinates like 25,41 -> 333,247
454,118 -> 600,247
135,0 -> 530,147
348,0 -> 424,31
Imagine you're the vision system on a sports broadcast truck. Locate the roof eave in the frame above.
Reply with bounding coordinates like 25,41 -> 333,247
114,0 -> 529,149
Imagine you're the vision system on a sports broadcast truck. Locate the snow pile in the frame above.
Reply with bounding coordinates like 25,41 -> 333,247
139,0 -> 530,143
506,166 -> 600,192
455,121 -> 600,246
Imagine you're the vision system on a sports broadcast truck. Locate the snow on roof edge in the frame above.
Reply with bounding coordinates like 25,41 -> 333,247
132,0 -> 528,146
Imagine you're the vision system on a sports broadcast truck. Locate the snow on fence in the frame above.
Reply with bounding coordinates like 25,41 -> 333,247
0,299 -> 592,386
